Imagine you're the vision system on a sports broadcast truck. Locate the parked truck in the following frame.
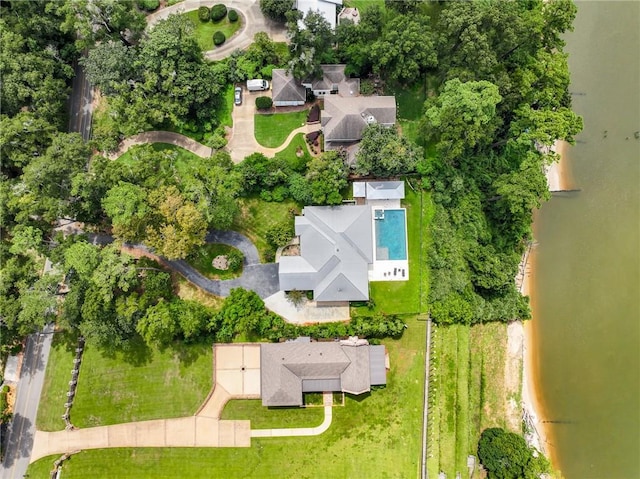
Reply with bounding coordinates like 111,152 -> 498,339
246,79 -> 269,91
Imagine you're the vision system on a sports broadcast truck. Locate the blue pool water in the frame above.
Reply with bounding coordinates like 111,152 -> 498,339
374,209 -> 407,261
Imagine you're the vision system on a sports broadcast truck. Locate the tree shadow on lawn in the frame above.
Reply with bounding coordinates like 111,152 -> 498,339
96,335 -> 154,367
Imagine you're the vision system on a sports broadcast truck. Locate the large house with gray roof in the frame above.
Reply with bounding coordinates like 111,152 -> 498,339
260,337 -> 387,407
279,205 -> 373,302
322,95 -> 396,152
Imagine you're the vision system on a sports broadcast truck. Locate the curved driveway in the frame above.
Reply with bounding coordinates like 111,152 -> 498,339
146,0 -> 287,61
90,231 -> 280,299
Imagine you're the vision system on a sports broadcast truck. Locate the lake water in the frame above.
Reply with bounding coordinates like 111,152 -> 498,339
530,2 -> 640,478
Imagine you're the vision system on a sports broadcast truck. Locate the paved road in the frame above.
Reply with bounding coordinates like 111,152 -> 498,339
0,324 -> 54,479
68,60 -> 94,141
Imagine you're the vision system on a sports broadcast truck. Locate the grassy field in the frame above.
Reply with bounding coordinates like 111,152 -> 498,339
427,322 -> 514,479
185,10 -> 241,51
29,316 -> 426,478
357,185 -> 434,316
254,110 -> 309,148
231,197 -> 301,262
37,336 -> 213,431
175,275 -> 224,310
185,243 -> 243,280
221,399 -> 324,428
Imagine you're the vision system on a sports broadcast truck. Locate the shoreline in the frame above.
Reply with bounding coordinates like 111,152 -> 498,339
520,140 -> 572,463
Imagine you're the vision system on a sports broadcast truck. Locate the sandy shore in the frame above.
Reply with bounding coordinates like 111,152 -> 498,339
520,140 -> 573,461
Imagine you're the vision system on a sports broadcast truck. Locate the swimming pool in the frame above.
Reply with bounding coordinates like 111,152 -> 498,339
374,209 -> 407,261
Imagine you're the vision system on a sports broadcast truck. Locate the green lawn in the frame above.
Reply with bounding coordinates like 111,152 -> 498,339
345,0 -> 385,12
37,335 -> 213,431
388,80 -> 427,121
254,110 -> 309,148
273,132 -> 312,170
221,399 -> 324,429
427,322 -> 513,479
185,243 -> 243,280
29,317 -> 425,478
231,197 -> 301,262
185,10 -> 241,51
219,83 -> 235,128
359,185 -> 434,315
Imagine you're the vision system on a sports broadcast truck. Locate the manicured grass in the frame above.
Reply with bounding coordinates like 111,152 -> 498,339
28,317 -> 426,478
388,80 -> 427,121
184,10 -> 241,52
231,197 -> 301,262
221,399 -> 324,428
37,332 -> 78,431
273,132 -> 312,170
218,83 -> 235,128
185,243 -> 243,280
254,110 -> 309,148
427,322 -> 512,479
362,185 -> 434,315
346,0 -> 385,12
37,336 -> 213,431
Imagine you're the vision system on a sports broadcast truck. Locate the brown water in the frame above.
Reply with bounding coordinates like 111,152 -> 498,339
531,2 -> 640,478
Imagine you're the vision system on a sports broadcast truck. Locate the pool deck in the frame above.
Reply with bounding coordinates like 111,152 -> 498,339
368,202 -> 409,282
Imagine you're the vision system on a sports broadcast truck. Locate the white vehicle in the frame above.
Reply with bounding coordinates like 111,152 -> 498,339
246,79 -> 270,91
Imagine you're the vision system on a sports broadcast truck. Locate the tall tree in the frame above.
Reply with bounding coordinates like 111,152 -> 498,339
305,151 -> 348,205
260,0 -> 293,22
287,10 -> 335,79
55,0 -> 146,49
370,15 -> 437,84
423,79 -> 502,163
356,124 -> 424,177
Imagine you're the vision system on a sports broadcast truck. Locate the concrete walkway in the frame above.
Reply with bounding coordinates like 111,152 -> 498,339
107,130 -> 213,160
146,0 -> 287,61
251,392 -> 333,438
227,87 -> 317,162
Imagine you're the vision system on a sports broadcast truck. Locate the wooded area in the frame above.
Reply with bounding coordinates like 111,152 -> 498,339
1,0 -> 581,352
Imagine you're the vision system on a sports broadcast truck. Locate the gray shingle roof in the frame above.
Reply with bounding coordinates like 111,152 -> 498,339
272,69 -> 307,104
279,206 -> 372,302
261,342 -> 382,406
322,96 -> 396,143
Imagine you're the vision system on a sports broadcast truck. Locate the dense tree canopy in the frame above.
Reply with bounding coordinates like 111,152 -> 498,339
287,10 -> 336,79
478,428 -> 549,479
356,124 -> 423,177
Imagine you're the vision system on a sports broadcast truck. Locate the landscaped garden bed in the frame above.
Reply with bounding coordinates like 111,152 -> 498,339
185,9 -> 241,51
186,243 -> 243,280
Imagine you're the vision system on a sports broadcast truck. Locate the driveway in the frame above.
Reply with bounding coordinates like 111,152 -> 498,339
146,0 -> 287,61
87,231 -> 281,299
227,89 -> 317,163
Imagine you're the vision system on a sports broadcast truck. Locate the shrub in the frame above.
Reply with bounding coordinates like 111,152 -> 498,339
137,0 -> 160,10
198,6 -> 210,21
211,4 -> 228,21
266,220 -> 294,248
213,31 -> 226,46
255,96 -> 273,110
226,250 -> 244,270
228,9 -> 239,22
